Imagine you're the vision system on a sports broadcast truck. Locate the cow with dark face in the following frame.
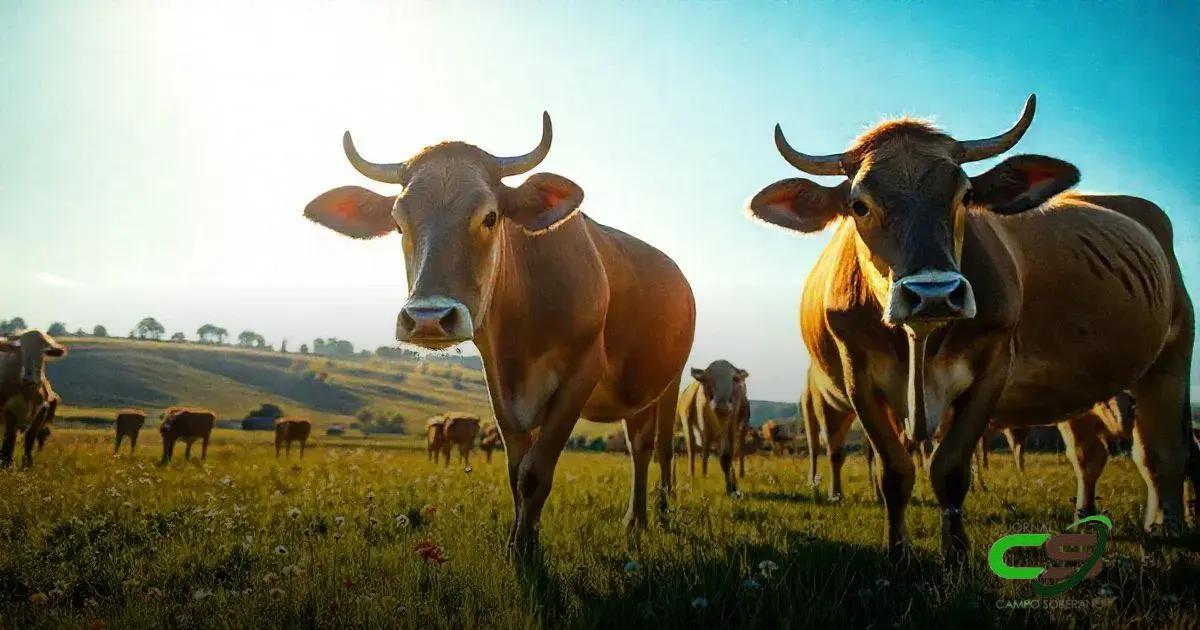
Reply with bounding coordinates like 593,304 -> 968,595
304,114 -> 695,556
0,330 -> 66,467
750,95 -> 1198,561
677,360 -> 750,496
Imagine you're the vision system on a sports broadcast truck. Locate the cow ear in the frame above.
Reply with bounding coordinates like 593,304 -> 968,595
505,173 -> 584,234
304,186 -> 397,239
970,155 -> 1080,215
39,332 -> 66,357
735,369 -> 749,380
748,178 -> 848,233
0,340 -> 15,353
690,368 -> 706,382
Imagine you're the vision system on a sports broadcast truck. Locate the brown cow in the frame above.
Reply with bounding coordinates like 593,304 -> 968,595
160,408 -> 215,463
426,417 -> 446,462
761,420 -> 795,456
480,423 -> 501,463
0,330 -> 66,467
751,95 -> 1198,561
275,417 -> 312,458
678,361 -> 750,496
439,413 -> 481,467
114,409 -> 147,454
304,113 -> 695,555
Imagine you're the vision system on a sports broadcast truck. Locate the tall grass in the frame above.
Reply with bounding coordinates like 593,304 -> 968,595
0,429 -> 1196,628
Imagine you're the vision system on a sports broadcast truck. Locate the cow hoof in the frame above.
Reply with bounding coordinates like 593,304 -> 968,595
828,492 -> 843,504
728,490 -> 743,499
623,512 -> 648,532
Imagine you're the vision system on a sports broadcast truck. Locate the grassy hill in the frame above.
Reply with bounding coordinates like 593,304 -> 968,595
47,337 -> 491,433
45,337 -> 800,438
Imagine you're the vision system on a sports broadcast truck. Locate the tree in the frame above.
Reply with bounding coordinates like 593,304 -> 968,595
247,403 -> 284,419
73,328 -> 86,336
313,338 -> 325,354
170,332 -> 186,342
238,330 -> 266,348
92,325 -> 108,337
47,322 -> 68,336
135,317 -> 165,340
0,318 -> 27,335
299,343 -> 309,355
280,339 -> 288,354
215,327 -> 229,344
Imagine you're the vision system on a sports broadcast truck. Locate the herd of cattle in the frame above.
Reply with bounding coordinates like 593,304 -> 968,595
303,94 -> 1200,561
4,95 -> 1199,565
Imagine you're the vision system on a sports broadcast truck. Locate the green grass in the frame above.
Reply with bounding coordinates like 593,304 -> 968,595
0,429 -> 1196,628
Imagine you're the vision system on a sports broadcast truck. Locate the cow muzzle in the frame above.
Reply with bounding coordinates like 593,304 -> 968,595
886,270 -> 976,324
396,296 -> 474,349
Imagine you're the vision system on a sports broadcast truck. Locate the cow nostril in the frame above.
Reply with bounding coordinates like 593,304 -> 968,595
400,310 -> 418,333
948,282 -> 968,309
439,308 -> 459,333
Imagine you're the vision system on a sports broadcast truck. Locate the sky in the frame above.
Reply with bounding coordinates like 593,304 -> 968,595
2,1 -> 1199,401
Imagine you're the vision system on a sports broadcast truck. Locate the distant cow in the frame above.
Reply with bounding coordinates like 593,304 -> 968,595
426,417 -> 446,462
678,360 -> 750,496
0,330 -> 66,467
761,420 -> 795,456
436,412 -> 481,467
114,409 -> 147,454
275,417 -> 312,458
480,423 -> 501,462
160,408 -> 215,463
605,430 -> 628,453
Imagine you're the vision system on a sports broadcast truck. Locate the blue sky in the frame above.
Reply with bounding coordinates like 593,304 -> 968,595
2,1 -> 1198,400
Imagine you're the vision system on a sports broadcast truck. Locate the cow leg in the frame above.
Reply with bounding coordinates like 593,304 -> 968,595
801,386 -> 821,488
300,440 -> 306,459
701,442 -> 710,476
654,378 -> 680,507
130,432 -> 138,452
201,436 -> 208,460
929,350 -> 1008,564
1005,427 -> 1028,474
276,436 -> 282,458
825,408 -> 853,502
1130,373 -> 1190,535
852,394 -> 915,560
114,434 -> 124,455
22,426 -> 38,467
161,437 -> 174,464
502,431 -> 534,550
1059,414 -> 1108,519
971,442 -> 988,492
184,440 -> 193,460
0,410 -> 17,468
623,406 -> 658,529
865,441 -> 884,505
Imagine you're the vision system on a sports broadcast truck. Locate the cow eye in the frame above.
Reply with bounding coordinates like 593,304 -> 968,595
851,200 -> 870,217
482,211 -> 498,229
961,189 -> 974,208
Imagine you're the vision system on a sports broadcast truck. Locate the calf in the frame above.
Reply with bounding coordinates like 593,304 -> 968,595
0,330 -> 66,467
114,409 -> 147,454
678,360 -> 750,496
426,417 -> 446,462
275,417 -> 312,458
160,408 -> 215,463
480,423 -> 501,463
440,413 -> 481,467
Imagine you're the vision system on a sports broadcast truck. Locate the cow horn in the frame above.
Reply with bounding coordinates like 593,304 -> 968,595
958,94 -> 1037,163
773,124 -> 846,176
343,131 -> 408,184
494,112 -> 552,178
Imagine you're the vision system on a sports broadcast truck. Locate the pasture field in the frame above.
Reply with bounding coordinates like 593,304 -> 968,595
1,429 -> 1197,629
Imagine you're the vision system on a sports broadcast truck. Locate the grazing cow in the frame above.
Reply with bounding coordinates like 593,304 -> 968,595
0,330 -> 66,467
439,413 -> 481,466
480,423 -> 502,463
304,113 -> 695,555
114,409 -> 147,454
605,430 -> 628,453
761,420 -> 795,456
275,417 -> 312,458
750,95 -> 1198,561
160,408 -> 215,463
678,361 -> 750,496
426,417 -> 446,462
